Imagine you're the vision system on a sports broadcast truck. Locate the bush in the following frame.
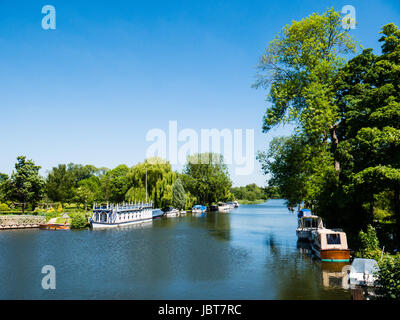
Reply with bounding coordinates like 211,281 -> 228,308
356,225 -> 382,260
57,203 -> 63,213
376,255 -> 400,299
0,203 -> 10,211
70,212 -> 88,229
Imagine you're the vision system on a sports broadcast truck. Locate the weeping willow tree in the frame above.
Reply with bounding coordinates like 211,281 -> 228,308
125,157 -> 177,208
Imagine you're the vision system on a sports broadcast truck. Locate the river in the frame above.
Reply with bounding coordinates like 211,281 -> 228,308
0,199 -> 351,299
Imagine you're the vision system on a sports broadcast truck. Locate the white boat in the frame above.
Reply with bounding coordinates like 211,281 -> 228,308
349,258 -> 380,287
192,205 -> 207,214
164,207 -> 180,217
296,215 -> 324,241
233,201 -> 239,208
217,202 -> 231,212
226,202 -> 236,209
90,202 -> 154,229
310,228 -> 351,262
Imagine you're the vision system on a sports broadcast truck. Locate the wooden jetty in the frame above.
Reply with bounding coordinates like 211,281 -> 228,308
0,215 -> 46,230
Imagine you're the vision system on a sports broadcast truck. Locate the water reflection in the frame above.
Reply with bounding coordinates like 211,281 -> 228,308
0,200 -> 351,299
296,240 -> 350,290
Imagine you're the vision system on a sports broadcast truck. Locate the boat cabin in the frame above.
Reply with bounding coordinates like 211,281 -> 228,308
312,228 -> 351,262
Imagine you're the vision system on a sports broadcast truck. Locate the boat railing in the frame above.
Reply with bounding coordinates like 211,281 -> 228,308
93,201 -> 153,212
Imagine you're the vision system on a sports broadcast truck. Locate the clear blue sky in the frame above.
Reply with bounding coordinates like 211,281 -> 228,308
0,0 -> 399,186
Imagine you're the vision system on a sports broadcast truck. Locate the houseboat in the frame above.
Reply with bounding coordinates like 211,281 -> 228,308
296,215 -> 324,241
90,202 -> 154,229
311,228 -> 351,262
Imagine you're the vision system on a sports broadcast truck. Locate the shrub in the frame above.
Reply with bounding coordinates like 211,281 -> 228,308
57,203 -> 63,213
376,255 -> 400,299
47,207 -> 55,213
70,212 -> 88,229
356,225 -> 382,260
0,203 -> 10,211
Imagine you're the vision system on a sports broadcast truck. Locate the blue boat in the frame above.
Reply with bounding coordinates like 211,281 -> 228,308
297,208 -> 312,219
192,205 -> 207,213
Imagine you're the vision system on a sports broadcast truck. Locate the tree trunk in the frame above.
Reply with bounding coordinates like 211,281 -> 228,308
330,125 -> 340,172
22,202 -> 25,214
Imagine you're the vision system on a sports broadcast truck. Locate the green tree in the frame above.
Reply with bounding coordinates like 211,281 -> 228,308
172,178 -> 186,210
127,158 -> 176,207
335,23 -> 400,241
0,173 -> 8,202
74,176 -> 101,210
254,8 -> 356,172
3,156 -> 44,213
183,153 -> 232,207
101,164 -> 130,203
45,164 -> 76,204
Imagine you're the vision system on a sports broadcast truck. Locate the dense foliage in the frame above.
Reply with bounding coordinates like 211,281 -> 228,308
231,184 -> 268,202
0,153 -> 235,212
256,8 -> 400,247
70,212 -> 89,229
183,153 -> 233,207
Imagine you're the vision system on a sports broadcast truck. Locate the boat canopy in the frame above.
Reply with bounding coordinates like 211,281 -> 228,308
298,208 -> 312,219
193,205 -> 207,210
315,229 -> 349,250
349,258 -> 380,286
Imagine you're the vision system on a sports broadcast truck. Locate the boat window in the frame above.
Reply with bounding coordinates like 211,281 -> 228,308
326,234 -> 341,245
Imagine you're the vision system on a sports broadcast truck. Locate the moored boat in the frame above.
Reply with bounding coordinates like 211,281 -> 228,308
209,205 -> 219,212
217,202 -> 231,212
90,202 -> 155,229
311,228 -> 351,262
152,209 -> 164,219
296,215 -> 324,241
192,205 -> 207,214
39,223 -> 70,230
233,201 -> 239,208
164,207 -> 180,217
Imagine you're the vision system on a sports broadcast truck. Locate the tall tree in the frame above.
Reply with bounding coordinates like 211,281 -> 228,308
45,164 -> 76,204
183,153 -> 232,206
336,23 -> 400,241
3,156 -> 44,213
254,8 -> 356,172
172,178 -> 186,210
101,164 -> 130,203
0,173 -> 9,202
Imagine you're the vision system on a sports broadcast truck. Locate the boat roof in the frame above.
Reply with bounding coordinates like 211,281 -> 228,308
316,228 -> 346,235
351,258 -> 380,273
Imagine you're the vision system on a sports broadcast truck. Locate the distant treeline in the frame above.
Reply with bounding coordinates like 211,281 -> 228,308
231,184 -> 280,202
0,153 -> 241,213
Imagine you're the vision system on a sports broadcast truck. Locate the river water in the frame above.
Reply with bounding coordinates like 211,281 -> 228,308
0,199 -> 351,299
